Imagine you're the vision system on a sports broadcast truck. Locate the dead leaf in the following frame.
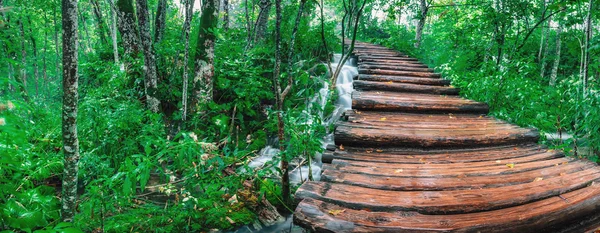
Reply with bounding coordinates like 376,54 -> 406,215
561,161 -> 568,165
339,145 -> 345,151
457,174 -> 466,178
394,169 -> 403,173
406,156 -> 415,159
419,158 -> 426,163
559,173 -> 566,176
495,160 -> 502,163
376,149 -> 383,153
533,177 -> 543,182
506,163 -> 515,168
366,149 -> 373,153
328,209 -> 346,216
380,117 -> 387,121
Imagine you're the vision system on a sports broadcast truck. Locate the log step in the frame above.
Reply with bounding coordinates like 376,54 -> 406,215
294,184 -> 600,233
356,75 -> 450,86
352,91 -> 489,114
359,68 -> 442,78
359,64 -> 434,72
296,168 -> 600,214
353,80 -> 459,95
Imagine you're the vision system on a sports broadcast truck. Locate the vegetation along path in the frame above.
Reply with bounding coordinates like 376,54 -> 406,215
293,41 -> 600,232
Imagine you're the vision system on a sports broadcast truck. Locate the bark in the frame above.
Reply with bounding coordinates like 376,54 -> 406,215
91,0 -> 108,45
550,22 -> 562,86
116,0 -> 140,57
582,0 -> 592,94
17,19 -> 30,102
414,0 -> 429,48
27,16 -> 40,95
253,0 -> 271,43
191,0 -> 220,110
107,0 -> 120,63
271,0 -> 289,206
136,0 -> 160,112
154,0 -> 167,42
223,0 -> 229,31
54,5 -> 61,80
61,0 -> 80,223
540,21 -> 550,79
182,0 -> 195,121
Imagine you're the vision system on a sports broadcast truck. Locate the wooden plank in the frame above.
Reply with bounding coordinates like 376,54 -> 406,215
360,61 -> 430,68
295,168 -> 600,214
294,182 -> 600,233
352,91 -> 489,114
359,68 -> 441,78
359,55 -> 420,62
356,75 -> 450,86
353,80 -> 459,95
324,157 -> 578,178
359,64 -> 434,73
322,161 -> 594,191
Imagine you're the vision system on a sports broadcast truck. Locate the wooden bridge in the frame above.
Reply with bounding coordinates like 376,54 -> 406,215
293,42 -> 600,232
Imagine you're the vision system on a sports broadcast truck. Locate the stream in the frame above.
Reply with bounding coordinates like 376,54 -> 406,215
230,55 -> 357,233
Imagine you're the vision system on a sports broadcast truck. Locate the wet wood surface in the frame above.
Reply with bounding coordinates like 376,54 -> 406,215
294,41 -> 600,232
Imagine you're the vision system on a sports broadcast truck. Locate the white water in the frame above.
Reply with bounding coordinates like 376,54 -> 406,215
239,54 -> 358,232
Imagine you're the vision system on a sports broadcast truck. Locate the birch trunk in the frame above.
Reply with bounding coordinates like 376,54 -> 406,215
61,0 -> 80,222
107,0 -> 120,63
182,0 -> 195,121
550,22 -> 562,86
116,0 -> 140,57
414,0 -> 428,48
136,0 -> 160,112
154,0 -> 167,42
192,0 -> 220,110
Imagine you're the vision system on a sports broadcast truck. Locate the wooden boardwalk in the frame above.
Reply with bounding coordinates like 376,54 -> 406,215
293,42 -> 600,232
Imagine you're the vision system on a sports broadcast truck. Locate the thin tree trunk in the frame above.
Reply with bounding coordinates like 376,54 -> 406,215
43,12 -> 49,97
280,0 -> 307,99
27,16 -> 40,96
136,0 -> 160,112
182,0 -> 195,121
116,0 -> 140,57
107,0 -> 120,64
223,0 -> 229,31
582,0 -> 592,95
78,10 -> 92,52
253,0 -> 271,43
540,21 -> 550,79
61,0 -> 80,223
154,0 -> 167,42
54,5 -> 61,80
550,21 -> 562,86
414,0 -> 428,48
91,0 -> 108,45
191,0 -> 220,110
19,19 -> 27,88
245,0 -> 252,46
272,0 -> 289,206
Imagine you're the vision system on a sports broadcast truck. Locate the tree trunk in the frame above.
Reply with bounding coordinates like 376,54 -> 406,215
182,0 -> 194,121
43,12 -> 49,97
116,0 -> 140,57
253,0 -> 271,43
550,21 -> 562,86
191,0 -> 220,111
540,19 -> 550,79
136,0 -> 160,113
154,0 -> 167,42
19,19 -> 27,88
107,0 -> 120,63
78,10 -> 92,52
272,0 -> 290,206
27,16 -> 40,96
91,0 -> 108,45
223,0 -> 229,31
414,0 -> 428,48
61,0 -> 80,223
582,0 -> 592,95
245,0 -> 252,46
54,5 -> 61,80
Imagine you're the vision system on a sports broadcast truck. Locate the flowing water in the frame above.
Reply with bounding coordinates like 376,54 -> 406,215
232,55 -> 357,233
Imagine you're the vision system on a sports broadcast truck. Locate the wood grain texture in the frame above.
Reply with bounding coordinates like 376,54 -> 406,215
294,41 -> 600,232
